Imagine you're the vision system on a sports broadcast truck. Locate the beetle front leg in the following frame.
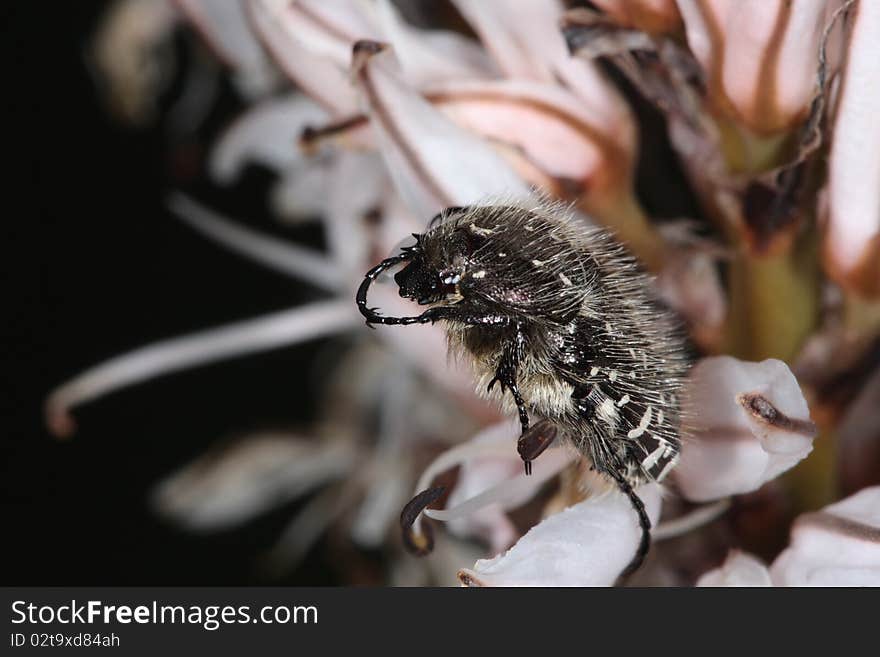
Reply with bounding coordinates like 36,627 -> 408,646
485,323 -> 546,474
487,324 -> 529,430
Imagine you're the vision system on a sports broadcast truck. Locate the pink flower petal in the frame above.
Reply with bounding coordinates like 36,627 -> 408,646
451,0 -> 634,147
675,356 -> 817,502
678,0 -> 837,134
696,550 -> 772,586
824,0 -> 880,297
770,486 -> 880,586
352,42 -> 530,218
459,484 -> 663,586
248,0 -> 365,114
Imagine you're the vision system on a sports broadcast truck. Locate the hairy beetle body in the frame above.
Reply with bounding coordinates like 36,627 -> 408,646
357,200 -> 690,576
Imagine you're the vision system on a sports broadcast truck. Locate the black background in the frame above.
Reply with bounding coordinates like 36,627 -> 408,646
4,2 -> 345,585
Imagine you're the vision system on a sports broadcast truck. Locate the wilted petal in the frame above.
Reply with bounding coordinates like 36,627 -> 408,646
675,356 -> 817,502
770,486 -> 880,586
209,94 -> 327,183
591,0 -> 682,33
824,0 -> 880,297
696,550 -> 771,586
175,0 -> 276,96
152,433 -> 357,530
352,42 -> 530,219
678,0 -> 835,134
458,484 -> 663,586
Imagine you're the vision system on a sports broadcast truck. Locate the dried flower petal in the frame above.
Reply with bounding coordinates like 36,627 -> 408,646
770,486 -> 880,586
696,550 -> 772,586
458,484 -> 663,587
675,356 -> 817,502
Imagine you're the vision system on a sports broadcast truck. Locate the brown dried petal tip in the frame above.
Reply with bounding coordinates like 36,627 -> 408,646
738,392 -> 817,438
400,486 -> 446,556
351,39 -> 388,74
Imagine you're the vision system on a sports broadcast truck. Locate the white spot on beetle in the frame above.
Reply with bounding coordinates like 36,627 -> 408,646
627,405 -> 653,439
469,224 -> 493,236
617,394 -> 630,407
471,270 -> 486,279
641,444 -> 666,471
590,367 -> 599,376
657,454 -> 680,481
598,398 -> 618,425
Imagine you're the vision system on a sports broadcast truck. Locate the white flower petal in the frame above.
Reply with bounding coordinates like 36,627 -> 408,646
210,94 -> 327,183
372,0 -> 495,85
679,0 -> 836,133
770,486 -> 880,586
675,356 -> 816,502
420,419 -> 575,553
451,0 -> 634,144
696,550 -> 772,586
248,0 -> 364,114
175,0 -> 276,95
459,484 -> 663,586
353,42 -> 530,219
45,300 -> 357,437
824,0 -> 880,297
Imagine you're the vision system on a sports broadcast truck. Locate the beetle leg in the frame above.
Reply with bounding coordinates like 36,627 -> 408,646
602,466 -> 652,579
